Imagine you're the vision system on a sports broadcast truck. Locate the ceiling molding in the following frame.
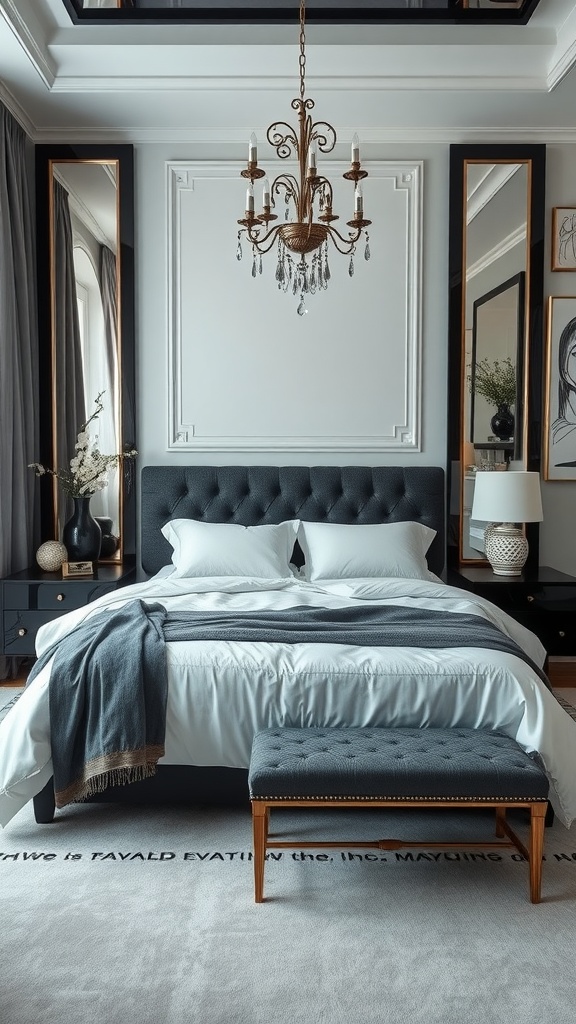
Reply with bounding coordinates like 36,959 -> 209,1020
467,164 -> 523,224
0,0 -> 56,88
53,165 -> 112,248
0,80 -> 36,138
466,225 -> 527,281
31,123 -> 576,145
49,73 -> 548,94
546,4 -> 576,91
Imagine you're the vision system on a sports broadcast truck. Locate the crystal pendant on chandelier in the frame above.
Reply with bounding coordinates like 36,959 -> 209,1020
235,0 -> 371,311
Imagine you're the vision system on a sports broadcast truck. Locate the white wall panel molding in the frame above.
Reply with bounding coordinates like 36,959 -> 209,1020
167,160 -> 422,453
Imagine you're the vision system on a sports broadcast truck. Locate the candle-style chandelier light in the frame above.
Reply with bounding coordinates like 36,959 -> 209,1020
236,0 -> 371,315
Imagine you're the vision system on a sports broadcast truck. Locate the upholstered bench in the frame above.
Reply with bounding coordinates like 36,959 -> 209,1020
248,726 -> 550,904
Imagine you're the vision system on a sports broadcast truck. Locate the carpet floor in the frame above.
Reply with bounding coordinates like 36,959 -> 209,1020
1,797 -> 576,1024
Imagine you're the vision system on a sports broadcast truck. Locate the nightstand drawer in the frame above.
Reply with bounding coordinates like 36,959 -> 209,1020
37,582 -> 106,610
3,584 -> 35,610
534,617 -> 575,656
3,610 -> 67,656
2,580 -> 119,613
509,611 -> 575,656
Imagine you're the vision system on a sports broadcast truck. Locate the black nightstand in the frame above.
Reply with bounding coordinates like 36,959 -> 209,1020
0,561 -> 136,658
447,565 -> 576,657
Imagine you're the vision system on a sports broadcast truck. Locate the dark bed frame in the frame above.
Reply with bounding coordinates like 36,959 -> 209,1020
33,465 -> 445,822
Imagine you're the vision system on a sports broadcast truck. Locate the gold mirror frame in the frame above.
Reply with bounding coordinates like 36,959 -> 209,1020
447,144 -> 546,572
36,145 -> 136,563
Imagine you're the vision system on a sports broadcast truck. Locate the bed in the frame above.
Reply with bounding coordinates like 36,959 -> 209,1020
1,464 -> 576,829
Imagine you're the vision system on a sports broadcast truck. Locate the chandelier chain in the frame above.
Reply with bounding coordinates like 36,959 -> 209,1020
299,0 -> 306,102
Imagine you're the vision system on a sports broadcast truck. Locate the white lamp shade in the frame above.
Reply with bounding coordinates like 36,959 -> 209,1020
471,471 -> 543,524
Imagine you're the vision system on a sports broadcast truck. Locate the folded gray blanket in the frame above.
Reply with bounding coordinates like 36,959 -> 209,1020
28,598 -> 549,807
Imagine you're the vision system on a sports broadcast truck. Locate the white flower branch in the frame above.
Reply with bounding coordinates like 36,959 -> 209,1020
29,392 -> 137,498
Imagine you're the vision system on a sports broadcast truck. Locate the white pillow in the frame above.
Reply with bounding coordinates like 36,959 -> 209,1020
161,518 -> 300,579
298,520 -> 437,582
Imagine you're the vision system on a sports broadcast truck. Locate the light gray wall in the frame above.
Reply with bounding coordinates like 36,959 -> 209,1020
136,141 -> 448,467
133,140 -> 574,574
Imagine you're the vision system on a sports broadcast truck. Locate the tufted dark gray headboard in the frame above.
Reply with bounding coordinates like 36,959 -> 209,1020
140,466 -> 445,577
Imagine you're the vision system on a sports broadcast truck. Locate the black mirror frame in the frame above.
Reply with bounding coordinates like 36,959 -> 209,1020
35,143 -> 136,560
447,143 -> 546,573
61,0 -> 541,26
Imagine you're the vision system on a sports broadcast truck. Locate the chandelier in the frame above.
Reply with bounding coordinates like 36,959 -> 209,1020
236,0 -> 371,315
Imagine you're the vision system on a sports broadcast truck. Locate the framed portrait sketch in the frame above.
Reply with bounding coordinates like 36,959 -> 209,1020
543,296 -> 576,480
551,208 -> 576,271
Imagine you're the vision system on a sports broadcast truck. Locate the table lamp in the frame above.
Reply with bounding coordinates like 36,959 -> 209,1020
470,471 -> 543,576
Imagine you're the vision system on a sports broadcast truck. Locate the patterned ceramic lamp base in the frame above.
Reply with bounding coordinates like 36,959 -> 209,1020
485,523 -> 528,576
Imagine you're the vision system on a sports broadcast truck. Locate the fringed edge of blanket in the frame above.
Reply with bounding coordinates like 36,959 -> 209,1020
54,745 -> 165,808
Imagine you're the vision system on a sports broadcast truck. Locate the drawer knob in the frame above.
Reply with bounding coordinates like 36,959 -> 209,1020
559,630 -> 566,638
18,627 -> 27,637
56,593 -> 65,602
526,595 -> 535,603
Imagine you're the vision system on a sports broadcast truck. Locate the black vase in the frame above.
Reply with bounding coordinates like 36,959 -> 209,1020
63,496 -> 102,561
490,403 -> 514,442
94,516 -> 119,559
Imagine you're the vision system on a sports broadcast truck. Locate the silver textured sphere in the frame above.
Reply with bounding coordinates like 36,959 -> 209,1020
36,541 -> 68,572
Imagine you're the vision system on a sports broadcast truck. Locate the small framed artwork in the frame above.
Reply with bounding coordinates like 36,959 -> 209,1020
543,296 -> 576,481
551,208 -> 576,271
62,560 -> 94,577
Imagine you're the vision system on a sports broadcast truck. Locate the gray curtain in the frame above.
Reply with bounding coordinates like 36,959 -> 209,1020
99,244 -> 118,394
53,181 -> 86,521
0,103 -> 39,678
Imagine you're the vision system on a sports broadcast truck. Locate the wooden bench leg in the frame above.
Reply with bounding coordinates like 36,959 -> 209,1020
529,803 -> 547,904
252,801 -> 268,903
495,806 -> 506,838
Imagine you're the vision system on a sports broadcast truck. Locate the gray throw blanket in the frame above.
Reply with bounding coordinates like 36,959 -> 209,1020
29,599 -> 548,807
28,601 -> 168,808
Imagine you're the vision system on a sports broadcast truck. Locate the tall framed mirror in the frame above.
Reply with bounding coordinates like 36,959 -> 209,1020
36,145 -> 136,562
447,144 -> 546,570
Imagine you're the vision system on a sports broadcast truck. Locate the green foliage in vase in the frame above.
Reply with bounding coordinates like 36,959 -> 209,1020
468,356 -> 517,408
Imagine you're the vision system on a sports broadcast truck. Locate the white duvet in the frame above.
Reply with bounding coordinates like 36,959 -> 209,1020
1,572 -> 576,828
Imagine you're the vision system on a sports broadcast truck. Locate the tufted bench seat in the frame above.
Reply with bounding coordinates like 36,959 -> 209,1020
248,726 -> 550,904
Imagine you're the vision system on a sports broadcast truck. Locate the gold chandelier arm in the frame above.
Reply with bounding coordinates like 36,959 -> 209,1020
244,223 -> 283,255
271,173 -> 300,205
311,121 -> 337,155
268,122 -> 299,160
325,223 -> 364,255
309,174 -> 333,206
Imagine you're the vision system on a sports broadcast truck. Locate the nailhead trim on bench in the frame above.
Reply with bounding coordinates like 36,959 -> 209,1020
253,794 -> 550,803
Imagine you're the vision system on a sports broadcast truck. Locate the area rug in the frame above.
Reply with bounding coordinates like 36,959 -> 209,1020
1,798 -> 575,1024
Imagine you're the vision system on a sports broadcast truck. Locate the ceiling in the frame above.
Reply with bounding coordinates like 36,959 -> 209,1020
1,0 -> 576,143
